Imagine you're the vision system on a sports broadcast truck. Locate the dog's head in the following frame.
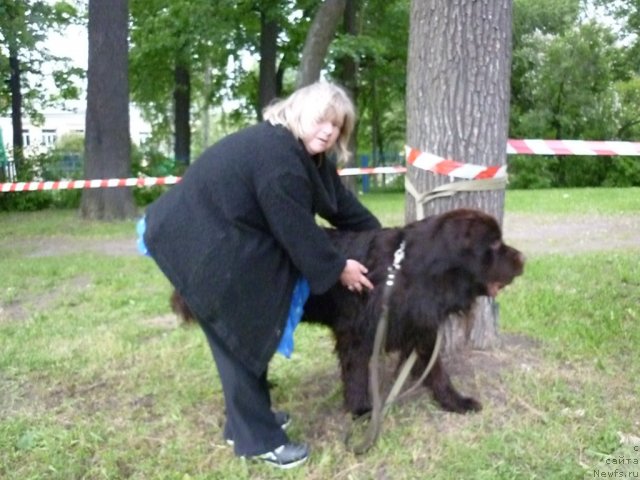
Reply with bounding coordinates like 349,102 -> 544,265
402,208 -> 525,301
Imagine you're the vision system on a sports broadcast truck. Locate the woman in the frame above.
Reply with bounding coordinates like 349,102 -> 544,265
142,81 -> 381,468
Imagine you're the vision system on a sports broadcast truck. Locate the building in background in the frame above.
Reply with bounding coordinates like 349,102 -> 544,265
0,101 -> 152,181
0,100 -> 151,153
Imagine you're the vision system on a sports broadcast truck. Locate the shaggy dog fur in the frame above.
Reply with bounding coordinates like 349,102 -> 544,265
302,208 -> 525,416
170,208 -> 525,417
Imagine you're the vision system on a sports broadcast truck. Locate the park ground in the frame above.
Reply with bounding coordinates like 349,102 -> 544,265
1,191 -> 639,479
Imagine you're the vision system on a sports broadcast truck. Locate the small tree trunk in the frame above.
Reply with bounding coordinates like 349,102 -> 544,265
406,0 -> 513,353
9,46 -> 24,174
174,63 -> 191,166
258,10 -> 279,119
338,0 -> 359,191
296,0 -> 347,88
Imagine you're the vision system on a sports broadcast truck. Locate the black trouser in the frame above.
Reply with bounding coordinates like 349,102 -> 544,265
199,321 -> 288,456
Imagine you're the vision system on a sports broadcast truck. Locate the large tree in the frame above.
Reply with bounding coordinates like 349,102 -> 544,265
80,0 -> 136,220
406,0 -> 513,353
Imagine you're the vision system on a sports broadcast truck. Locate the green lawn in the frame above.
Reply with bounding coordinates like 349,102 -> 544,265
1,188 -> 638,479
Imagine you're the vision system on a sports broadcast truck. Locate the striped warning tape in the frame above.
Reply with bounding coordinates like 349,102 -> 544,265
1,176 -> 181,193
3,139 -> 640,192
405,146 -> 506,180
338,166 -> 407,176
0,168 -> 407,192
507,139 -> 640,156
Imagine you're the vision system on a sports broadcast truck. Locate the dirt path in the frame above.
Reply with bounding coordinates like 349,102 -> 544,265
11,212 -> 640,258
503,213 -> 640,255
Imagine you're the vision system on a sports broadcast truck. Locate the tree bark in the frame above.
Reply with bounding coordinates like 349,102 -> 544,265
258,9 -> 279,119
406,0 -> 512,353
80,0 -> 136,220
8,46 -> 24,174
174,63 -> 191,166
296,0 -> 347,88
338,0 -> 359,191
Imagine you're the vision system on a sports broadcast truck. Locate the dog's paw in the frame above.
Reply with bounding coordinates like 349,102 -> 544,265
436,395 -> 482,414
350,406 -> 372,419
457,396 -> 482,413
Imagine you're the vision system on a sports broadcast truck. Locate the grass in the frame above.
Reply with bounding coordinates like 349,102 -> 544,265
504,187 -> 640,214
1,188 -> 639,479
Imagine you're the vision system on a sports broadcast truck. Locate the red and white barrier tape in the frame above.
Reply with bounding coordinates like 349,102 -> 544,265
507,139 -> 640,156
1,176 -> 181,193
338,166 -> 407,176
3,139 -> 640,192
0,168 -> 407,192
405,146 -> 507,180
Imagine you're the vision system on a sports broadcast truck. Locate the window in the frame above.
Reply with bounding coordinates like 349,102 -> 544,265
22,129 -> 30,147
42,129 -> 57,146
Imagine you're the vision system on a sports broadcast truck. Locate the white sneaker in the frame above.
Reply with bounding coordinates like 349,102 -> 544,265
254,442 -> 309,469
224,411 -> 291,446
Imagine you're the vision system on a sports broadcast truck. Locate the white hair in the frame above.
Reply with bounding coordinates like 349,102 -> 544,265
263,81 -> 356,165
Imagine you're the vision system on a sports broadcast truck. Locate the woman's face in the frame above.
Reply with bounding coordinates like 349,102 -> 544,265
302,118 -> 342,156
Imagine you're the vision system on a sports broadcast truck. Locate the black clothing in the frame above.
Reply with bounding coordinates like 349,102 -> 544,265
202,322 -> 288,456
144,122 -> 380,375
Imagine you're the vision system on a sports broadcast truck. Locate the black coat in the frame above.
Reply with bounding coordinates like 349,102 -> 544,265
144,122 -> 380,375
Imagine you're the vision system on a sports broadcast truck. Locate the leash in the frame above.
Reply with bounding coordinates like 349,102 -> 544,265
404,176 -> 506,220
346,240 -> 443,454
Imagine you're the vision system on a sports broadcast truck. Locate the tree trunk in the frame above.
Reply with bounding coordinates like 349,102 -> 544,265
339,0 -> 358,96
80,0 -> 136,220
258,9 -> 279,120
338,0 -> 358,191
296,0 -> 347,88
406,0 -> 512,353
174,63 -> 191,166
8,45 -> 24,174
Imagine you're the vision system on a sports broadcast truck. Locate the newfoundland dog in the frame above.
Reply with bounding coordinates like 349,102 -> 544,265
302,208 -> 525,417
170,208 -> 524,417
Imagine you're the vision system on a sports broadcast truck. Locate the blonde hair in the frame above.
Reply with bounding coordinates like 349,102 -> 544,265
263,81 -> 356,165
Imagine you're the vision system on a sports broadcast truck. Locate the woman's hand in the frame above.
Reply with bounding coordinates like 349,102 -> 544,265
339,259 -> 374,293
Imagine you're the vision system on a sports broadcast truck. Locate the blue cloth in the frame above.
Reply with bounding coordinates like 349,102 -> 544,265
136,216 -> 150,256
277,277 -> 310,358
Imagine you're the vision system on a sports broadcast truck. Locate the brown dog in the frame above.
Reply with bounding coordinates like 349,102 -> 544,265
302,208 -> 525,416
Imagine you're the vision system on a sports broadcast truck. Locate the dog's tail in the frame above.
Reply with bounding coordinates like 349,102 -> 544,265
170,289 -> 196,324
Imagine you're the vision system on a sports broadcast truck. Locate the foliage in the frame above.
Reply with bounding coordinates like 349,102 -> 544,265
0,132 -> 84,211
596,0 -> 640,72
509,1 -> 640,188
130,144 -> 176,206
0,0 -> 83,119
508,155 -> 640,188
331,0 -> 410,162
5,0 -> 640,207
0,134 -> 178,211
129,0 -> 235,142
128,0 -> 314,148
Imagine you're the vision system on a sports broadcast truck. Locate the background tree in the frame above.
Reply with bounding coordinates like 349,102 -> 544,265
128,0 -> 411,168
296,0 -> 347,87
406,0 -> 513,353
332,0 -> 409,168
0,0 -> 80,175
257,3 -> 280,118
130,0 -> 237,166
80,0 -> 136,220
